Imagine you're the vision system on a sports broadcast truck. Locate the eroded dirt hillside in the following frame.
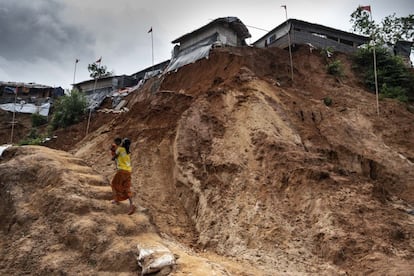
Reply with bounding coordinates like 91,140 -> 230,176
2,46 -> 414,275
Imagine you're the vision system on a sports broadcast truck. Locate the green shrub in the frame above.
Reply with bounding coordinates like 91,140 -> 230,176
31,113 -> 48,127
51,89 -> 87,130
18,128 -> 44,145
380,84 -> 408,102
327,60 -> 344,77
320,46 -> 335,58
18,137 -> 43,146
323,97 -> 333,106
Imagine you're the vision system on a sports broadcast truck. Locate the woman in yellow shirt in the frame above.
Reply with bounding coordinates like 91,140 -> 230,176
111,137 -> 136,215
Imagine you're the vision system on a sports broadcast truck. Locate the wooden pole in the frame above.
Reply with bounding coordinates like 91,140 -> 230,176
85,77 -> 98,135
282,5 -> 294,81
151,29 -> 154,71
86,57 -> 102,136
10,87 -> 17,144
370,11 -> 380,116
73,59 -> 78,85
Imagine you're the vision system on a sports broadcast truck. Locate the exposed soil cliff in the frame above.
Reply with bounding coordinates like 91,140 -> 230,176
1,46 -> 413,275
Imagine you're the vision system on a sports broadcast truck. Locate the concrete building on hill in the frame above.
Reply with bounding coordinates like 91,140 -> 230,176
253,19 -> 369,53
167,17 -> 251,72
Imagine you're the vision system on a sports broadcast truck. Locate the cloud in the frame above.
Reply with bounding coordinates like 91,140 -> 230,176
0,0 -> 94,63
1,0 -> 412,88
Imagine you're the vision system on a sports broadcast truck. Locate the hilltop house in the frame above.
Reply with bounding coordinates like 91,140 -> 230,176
253,19 -> 369,53
167,16 -> 251,72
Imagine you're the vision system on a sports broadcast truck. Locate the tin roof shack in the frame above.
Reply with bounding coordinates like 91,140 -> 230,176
0,82 -> 56,116
0,82 -> 54,104
73,75 -> 136,110
167,17 -> 251,72
253,19 -> 369,53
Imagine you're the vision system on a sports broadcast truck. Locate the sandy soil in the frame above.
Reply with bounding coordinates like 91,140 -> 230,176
1,45 -> 414,275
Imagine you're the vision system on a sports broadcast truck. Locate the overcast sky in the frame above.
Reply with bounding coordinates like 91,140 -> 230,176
0,0 -> 413,89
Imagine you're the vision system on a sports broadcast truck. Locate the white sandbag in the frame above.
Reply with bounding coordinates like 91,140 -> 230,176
137,244 -> 176,275
0,144 -> 12,157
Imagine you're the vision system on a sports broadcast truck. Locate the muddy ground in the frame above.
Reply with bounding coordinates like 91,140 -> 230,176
1,46 -> 414,275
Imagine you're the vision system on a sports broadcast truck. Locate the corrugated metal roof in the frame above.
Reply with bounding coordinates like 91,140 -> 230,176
0,81 -> 52,89
172,16 -> 251,44
73,75 -> 127,86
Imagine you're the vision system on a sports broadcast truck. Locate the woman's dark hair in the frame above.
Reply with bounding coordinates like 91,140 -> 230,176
114,137 -> 122,145
122,138 -> 131,154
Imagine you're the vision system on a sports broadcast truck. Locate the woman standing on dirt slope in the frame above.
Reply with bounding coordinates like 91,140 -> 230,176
111,137 -> 136,215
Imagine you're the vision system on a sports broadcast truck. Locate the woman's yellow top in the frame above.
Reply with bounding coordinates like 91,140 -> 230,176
115,146 -> 131,172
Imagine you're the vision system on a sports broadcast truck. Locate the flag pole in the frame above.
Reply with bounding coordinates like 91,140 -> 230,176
282,5 -> 294,81
10,87 -> 17,144
151,28 -> 154,71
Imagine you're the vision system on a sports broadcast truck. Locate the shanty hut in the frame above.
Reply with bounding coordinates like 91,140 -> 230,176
0,81 -> 54,104
73,75 -> 136,110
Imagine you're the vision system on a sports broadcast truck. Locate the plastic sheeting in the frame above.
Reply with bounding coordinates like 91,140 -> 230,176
166,32 -> 220,72
167,45 -> 212,72
166,44 -> 212,72
0,102 -> 50,116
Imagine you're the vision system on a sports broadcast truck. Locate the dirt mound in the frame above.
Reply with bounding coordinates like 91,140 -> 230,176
2,46 -> 414,275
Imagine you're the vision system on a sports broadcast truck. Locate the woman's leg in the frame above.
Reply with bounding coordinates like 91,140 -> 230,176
128,197 -> 136,215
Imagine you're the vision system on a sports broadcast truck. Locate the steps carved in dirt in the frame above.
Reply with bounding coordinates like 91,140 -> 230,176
0,146 -> 163,275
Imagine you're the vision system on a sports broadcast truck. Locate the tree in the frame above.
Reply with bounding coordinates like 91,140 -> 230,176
87,62 -> 113,79
353,46 -> 414,102
350,9 -> 414,102
350,8 -> 414,45
51,89 -> 87,129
